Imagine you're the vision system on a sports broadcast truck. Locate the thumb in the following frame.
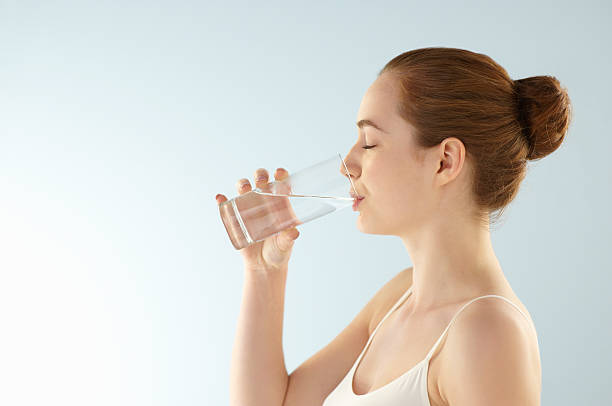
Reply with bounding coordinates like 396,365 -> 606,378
276,227 -> 300,252
287,227 -> 300,240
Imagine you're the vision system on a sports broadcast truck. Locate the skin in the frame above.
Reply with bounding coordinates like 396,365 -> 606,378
344,71 -> 512,314
341,71 -> 541,404
219,71 -> 542,405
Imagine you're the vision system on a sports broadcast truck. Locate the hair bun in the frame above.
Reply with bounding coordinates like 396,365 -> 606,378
513,76 -> 572,160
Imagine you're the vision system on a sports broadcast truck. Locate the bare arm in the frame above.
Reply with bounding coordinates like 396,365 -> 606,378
224,166 -> 300,406
229,267 -> 290,406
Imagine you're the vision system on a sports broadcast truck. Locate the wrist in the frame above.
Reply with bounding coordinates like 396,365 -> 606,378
244,265 -> 288,277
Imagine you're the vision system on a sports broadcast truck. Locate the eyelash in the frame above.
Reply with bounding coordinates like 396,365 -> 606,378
362,145 -> 376,150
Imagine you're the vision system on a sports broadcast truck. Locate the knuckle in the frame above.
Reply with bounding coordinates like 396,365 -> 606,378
254,168 -> 269,180
236,178 -> 250,187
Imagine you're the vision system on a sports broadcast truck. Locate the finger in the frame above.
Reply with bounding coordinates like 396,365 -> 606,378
253,168 -> 269,189
274,168 -> 291,195
236,178 -> 252,195
284,227 -> 299,240
276,227 -> 300,252
215,193 -> 228,205
274,167 -> 289,181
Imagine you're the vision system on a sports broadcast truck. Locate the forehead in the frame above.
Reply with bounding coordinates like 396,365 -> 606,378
357,74 -> 399,127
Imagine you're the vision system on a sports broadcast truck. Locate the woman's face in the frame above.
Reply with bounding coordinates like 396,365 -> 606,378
343,73 -> 441,236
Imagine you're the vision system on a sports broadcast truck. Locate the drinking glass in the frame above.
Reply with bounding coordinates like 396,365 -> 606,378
218,152 -> 361,250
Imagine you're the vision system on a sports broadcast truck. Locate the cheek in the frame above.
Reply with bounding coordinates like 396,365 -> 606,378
367,161 -> 411,198
373,162 -> 425,205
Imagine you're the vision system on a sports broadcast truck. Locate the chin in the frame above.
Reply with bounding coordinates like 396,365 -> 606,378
356,213 -> 397,236
357,207 -> 420,237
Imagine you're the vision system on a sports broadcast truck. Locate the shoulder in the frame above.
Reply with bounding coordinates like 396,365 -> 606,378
367,266 -> 413,335
439,297 -> 540,405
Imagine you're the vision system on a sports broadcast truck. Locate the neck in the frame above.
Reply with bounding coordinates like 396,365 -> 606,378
400,213 -> 509,315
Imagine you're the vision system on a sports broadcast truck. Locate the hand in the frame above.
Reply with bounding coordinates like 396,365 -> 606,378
216,167 -> 300,272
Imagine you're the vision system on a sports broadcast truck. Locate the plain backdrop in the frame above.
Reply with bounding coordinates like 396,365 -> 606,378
1,1 -> 610,405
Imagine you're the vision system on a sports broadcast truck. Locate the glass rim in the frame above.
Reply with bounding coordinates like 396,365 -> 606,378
338,152 -> 361,199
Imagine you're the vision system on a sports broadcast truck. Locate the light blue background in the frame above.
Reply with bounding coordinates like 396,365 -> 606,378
1,1 -> 610,405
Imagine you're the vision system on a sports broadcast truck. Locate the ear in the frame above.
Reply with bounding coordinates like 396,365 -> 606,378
435,137 -> 466,187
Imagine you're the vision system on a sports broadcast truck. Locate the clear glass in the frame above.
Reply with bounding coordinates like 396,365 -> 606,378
218,152 -> 360,250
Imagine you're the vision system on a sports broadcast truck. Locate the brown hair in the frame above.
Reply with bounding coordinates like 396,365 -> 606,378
379,47 -> 573,224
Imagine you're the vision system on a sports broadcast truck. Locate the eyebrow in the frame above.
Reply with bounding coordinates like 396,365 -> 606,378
356,119 -> 386,133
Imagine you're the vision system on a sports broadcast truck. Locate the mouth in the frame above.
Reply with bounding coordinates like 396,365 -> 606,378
352,197 -> 364,211
349,190 -> 364,200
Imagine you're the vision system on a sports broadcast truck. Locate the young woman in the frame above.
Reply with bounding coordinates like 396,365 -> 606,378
218,47 -> 572,406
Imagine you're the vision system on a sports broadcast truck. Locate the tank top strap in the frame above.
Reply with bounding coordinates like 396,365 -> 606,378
351,285 -> 413,371
424,294 -> 533,361
368,285 -> 413,339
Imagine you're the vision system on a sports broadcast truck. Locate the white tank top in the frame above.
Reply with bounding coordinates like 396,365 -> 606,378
322,285 -> 536,405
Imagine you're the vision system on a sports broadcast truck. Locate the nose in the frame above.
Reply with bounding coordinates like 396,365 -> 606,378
339,154 -> 361,190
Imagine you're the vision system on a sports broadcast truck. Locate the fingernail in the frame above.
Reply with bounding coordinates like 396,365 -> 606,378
215,194 -> 221,201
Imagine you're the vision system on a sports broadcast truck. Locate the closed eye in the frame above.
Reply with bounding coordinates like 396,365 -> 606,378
362,145 -> 376,150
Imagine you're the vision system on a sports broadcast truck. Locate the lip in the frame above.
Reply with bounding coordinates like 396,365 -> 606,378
349,188 -> 364,200
352,197 -> 364,211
